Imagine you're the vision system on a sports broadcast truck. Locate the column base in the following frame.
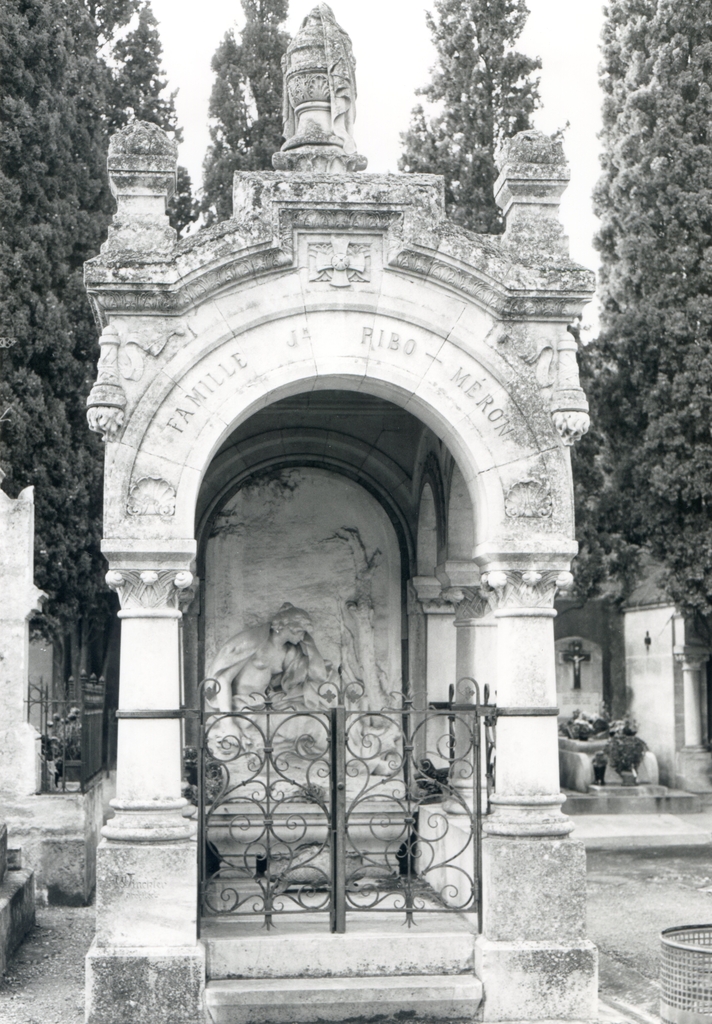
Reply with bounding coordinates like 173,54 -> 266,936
86,941 -> 205,1024
475,936 -> 598,1022
676,747 -> 712,793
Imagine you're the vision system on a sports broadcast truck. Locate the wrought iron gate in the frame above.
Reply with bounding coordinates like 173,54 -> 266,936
197,678 -> 495,932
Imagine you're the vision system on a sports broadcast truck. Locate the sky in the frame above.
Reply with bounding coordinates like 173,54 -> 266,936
150,0 -> 606,327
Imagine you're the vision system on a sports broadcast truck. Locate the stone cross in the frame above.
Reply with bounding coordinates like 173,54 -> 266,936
562,639 -> 590,691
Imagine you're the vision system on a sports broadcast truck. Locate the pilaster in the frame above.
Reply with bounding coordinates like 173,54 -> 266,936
674,644 -> 712,792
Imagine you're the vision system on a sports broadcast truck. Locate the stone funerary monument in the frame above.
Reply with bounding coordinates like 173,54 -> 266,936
83,5 -> 598,1023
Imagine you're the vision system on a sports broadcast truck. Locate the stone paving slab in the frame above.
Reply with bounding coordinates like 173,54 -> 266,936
570,812 -> 712,848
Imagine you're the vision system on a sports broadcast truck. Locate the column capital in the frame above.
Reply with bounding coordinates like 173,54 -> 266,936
441,586 -> 491,623
481,568 -> 573,613
674,644 -> 710,672
106,568 -> 194,613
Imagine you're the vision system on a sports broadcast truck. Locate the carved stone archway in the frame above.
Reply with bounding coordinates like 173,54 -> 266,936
83,107 -> 596,1024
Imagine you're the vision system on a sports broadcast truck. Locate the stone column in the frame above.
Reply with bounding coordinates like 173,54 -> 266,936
674,645 -> 712,793
411,576 -> 457,705
86,567 -> 204,1024
474,568 -> 598,1023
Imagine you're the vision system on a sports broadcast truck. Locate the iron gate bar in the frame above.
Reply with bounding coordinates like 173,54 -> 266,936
116,709 -> 186,718
331,703 -> 346,934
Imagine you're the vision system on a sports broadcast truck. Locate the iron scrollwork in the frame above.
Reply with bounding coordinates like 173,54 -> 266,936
198,676 -> 494,932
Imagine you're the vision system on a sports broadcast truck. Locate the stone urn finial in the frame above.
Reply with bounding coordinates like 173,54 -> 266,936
273,4 -> 367,173
103,120 -> 178,255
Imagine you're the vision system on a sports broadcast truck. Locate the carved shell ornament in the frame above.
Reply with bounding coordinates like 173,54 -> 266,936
127,477 -> 176,517
504,478 -> 554,519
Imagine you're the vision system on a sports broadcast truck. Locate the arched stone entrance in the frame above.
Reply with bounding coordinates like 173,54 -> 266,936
83,87 -> 596,1024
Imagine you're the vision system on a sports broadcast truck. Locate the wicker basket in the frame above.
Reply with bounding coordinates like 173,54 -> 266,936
661,925 -> 712,1024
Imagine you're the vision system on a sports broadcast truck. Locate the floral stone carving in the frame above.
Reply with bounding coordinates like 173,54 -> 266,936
105,569 -> 194,610
308,238 -> 371,287
481,569 -> 574,610
127,477 -> 176,517
504,478 -> 553,519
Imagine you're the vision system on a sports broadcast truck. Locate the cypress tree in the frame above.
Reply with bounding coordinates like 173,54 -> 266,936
202,0 -> 289,222
0,0 -> 189,677
107,2 -> 180,135
575,0 -> 712,616
399,0 -> 541,233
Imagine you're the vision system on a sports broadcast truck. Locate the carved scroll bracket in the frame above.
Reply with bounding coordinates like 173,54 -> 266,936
551,331 -> 590,447
86,324 -> 127,443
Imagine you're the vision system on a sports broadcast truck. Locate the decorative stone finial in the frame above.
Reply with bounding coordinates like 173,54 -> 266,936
494,129 -> 570,252
103,120 -> 178,254
273,4 -> 367,173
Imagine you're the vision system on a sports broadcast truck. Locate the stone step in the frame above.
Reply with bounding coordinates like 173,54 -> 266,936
204,974 -> 483,1024
202,911 -> 477,979
562,788 -> 702,815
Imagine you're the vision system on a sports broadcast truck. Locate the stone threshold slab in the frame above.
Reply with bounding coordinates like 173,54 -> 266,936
204,974 -> 483,1024
202,910 -> 478,979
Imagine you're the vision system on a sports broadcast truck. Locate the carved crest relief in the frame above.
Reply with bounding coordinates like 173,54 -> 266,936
308,236 -> 371,287
504,478 -> 553,519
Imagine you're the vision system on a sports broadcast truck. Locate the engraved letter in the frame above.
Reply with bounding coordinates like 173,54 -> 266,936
475,394 -> 494,412
185,386 -> 207,409
219,361 -> 236,378
166,418 -> 183,433
389,333 -> 400,351
231,352 -> 247,369
404,339 -> 416,355
452,367 -> 471,389
488,408 -> 505,422
362,327 -> 373,346
176,408 -> 194,423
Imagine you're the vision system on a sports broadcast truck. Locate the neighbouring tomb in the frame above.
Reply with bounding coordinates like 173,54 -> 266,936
555,635 -> 603,719
0,472 -> 106,905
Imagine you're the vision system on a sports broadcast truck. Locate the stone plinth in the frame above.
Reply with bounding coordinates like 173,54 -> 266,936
95,839 -> 197,948
1,774 -> 108,905
86,943 -> 205,1024
0,822 -> 35,975
476,836 -> 597,1021
676,747 -> 712,793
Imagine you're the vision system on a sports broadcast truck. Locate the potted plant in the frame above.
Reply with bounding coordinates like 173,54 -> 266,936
605,734 -> 647,785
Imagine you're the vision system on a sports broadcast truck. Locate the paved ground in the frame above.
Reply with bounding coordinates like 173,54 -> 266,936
587,844 -> 712,1022
1,833 -> 711,1023
0,904 -> 93,1024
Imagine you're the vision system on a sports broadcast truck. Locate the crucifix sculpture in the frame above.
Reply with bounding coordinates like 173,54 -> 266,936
562,639 -> 591,691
